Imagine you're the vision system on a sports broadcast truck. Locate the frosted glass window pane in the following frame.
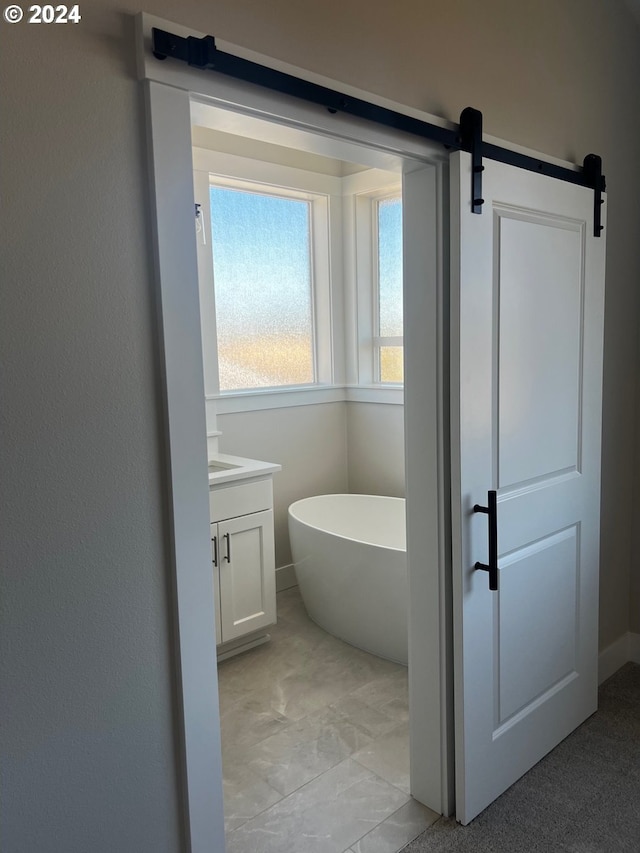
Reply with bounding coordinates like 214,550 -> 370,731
379,346 -> 404,383
210,186 -> 315,391
378,197 -> 403,337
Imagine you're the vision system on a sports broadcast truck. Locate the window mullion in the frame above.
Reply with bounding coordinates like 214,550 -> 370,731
372,197 -> 382,384
310,194 -> 333,385
374,336 -> 403,347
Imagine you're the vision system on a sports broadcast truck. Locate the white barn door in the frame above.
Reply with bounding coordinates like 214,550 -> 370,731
450,151 -> 606,824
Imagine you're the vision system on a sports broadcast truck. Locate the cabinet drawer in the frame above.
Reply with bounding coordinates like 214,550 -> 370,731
210,478 -> 273,522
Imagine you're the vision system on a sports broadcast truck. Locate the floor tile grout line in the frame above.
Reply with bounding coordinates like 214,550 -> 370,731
344,792 -> 420,852
224,781 -> 286,836
222,673 -> 405,763
350,755 -> 411,799
396,815 -> 448,853
226,755 -> 411,842
225,708 -> 404,805
220,651 -> 405,729
226,755 -> 363,837
222,697 -> 367,762
221,711 -> 296,754
224,711 -> 408,829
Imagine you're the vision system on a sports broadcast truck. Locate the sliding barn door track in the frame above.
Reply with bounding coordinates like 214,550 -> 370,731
151,27 -> 605,237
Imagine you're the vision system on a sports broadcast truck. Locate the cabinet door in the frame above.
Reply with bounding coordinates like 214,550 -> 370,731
210,524 -> 222,646
218,510 -> 276,642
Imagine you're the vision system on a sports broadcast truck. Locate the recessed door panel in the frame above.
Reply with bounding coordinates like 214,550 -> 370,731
228,525 -> 264,621
218,510 -> 276,642
498,214 -> 583,490
497,526 -> 578,728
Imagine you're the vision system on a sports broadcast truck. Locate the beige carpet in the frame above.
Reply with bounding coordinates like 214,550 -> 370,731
403,663 -> 640,852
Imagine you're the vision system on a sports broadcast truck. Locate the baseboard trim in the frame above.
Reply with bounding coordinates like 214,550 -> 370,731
599,632 -> 640,684
217,633 -> 270,662
276,563 -> 297,592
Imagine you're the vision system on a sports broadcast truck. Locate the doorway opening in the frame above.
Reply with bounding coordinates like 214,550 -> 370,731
142,30 -> 451,846
190,107 -> 439,849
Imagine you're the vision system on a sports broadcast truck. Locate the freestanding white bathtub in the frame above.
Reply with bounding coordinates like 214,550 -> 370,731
288,494 -> 407,665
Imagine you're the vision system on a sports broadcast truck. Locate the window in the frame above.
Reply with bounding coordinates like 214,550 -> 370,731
209,186 -> 316,391
349,177 -> 403,389
375,195 -> 403,383
194,147 -> 403,409
194,156 -> 334,400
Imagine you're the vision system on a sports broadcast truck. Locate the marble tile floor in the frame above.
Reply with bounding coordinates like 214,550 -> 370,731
218,586 -> 439,853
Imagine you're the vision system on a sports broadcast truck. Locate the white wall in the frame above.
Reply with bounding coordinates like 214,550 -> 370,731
218,401 -> 405,572
217,403 -> 348,566
2,2 -> 640,850
347,403 -> 405,497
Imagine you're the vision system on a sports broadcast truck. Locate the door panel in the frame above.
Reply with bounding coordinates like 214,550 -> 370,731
218,510 -> 276,642
497,525 -> 578,726
497,213 -> 583,489
451,151 -> 605,824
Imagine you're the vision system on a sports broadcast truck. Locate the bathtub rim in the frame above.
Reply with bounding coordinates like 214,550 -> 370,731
288,493 -> 406,553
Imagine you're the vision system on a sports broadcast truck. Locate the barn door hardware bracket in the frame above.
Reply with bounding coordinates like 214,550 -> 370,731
582,154 -> 605,237
459,107 -> 484,214
153,28 -> 218,69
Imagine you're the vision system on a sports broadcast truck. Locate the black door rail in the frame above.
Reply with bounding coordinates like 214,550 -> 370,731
151,27 -> 605,237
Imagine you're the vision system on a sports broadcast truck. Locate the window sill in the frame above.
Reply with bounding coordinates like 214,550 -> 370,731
344,385 -> 404,405
209,384 -> 404,414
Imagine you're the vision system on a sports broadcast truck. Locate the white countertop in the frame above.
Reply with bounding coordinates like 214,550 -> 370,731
208,452 -> 281,486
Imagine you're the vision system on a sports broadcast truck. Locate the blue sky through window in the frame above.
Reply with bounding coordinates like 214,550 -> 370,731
209,186 -> 315,390
378,196 -> 403,337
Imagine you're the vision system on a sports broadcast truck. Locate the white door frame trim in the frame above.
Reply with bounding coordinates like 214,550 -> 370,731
143,79 -> 226,853
139,13 -> 449,850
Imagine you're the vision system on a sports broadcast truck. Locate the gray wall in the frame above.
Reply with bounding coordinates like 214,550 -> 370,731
2,2 -> 640,851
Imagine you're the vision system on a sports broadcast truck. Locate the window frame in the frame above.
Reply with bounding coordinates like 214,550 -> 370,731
193,149 -> 338,399
193,147 -> 404,413
344,170 -> 403,388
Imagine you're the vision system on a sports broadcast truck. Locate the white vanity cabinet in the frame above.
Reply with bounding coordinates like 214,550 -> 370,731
209,473 -> 277,656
